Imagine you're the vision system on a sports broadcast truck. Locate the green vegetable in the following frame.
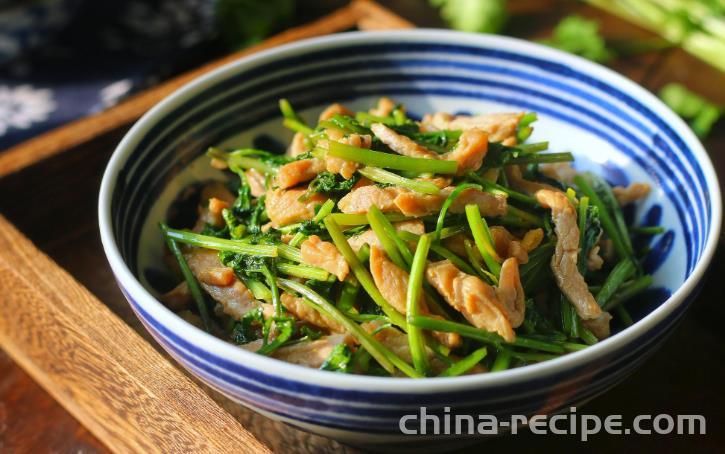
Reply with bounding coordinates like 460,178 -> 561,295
367,206 -> 407,269
278,278 -> 421,377
659,83 -> 722,138
407,234 -> 433,375
540,15 -> 614,63
358,167 -> 441,194
490,349 -> 512,372
435,183 -> 481,240
574,173 -> 634,262
439,347 -> 488,377
216,0 -> 294,48
308,171 -> 360,195
160,223 -> 212,332
324,216 -> 407,329
320,343 -> 353,373
595,259 -> 637,307
465,204 -> 502,276
318,141 -> 458,174
230,308 -> 264,345
431,0 -> 507,33
587,0 -> 725,72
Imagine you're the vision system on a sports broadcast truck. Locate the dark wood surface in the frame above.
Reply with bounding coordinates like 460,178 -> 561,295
0,0 -> 723,452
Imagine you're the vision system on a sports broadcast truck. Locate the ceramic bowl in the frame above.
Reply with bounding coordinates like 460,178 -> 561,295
99,30 -> 721,445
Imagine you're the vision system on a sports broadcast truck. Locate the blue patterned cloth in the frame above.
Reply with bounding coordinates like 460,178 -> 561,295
0,0 -> 218,150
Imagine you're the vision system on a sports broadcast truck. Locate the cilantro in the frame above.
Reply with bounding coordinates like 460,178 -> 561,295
200,223 -> 229,238
230,308 -> 265,345
521,299 -> 559,335
216,0 -> 295,49
320,343 -> 353,373
308,172 -> 359,195
431,0 -> 507,34
540,15 -> 614,63
659,83 -> 722,138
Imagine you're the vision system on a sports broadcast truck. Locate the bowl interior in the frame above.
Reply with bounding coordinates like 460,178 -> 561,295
107,30 -> 718,358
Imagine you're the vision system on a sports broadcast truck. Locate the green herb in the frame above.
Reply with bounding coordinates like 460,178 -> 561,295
540,15 -> 614,63
358,167 -> 441,194
160,223 -> 212,332
575,173 -> 634,263
596,259 -> 637,308
659,83 -> 722,138
308,171 -> 359,195
230,308 -> 265,344
407,234 -> 433,375
465,204 -> 502,277
439,347 -> 488,377
320,343 -> 353,373
318,141 -> 458,174
431,0 -> 507,33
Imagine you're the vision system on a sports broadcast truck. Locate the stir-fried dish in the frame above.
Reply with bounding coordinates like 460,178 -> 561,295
159,98 -> 660,377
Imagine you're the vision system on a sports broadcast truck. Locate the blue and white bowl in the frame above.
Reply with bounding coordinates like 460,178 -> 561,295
99,30 -> 721,445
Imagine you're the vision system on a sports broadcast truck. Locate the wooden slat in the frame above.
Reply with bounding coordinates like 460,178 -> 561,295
0,214 -> 272,453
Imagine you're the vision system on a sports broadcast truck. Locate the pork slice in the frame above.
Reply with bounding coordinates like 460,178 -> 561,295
612,182 -> 651,205
425,260 -> 515,342
281,293 -> 345,333
338,185 -> 402,214
505,165 -> 559,196
245,168 -> 267,198
287,132 -> 309,157
361,321 -> 450,375
535,189 -> 610,338
494,258 -> 526,328
265,188 -> 328,228
243,334 -> 352,368
423,112 -> 524,144
368,247 -> 462,349
319,103 -> 353,122
443,128 -> 488,175
490,226 -> 529,264
274,158 -> 326,189
369,97 -> 397,117
370,123 -> 439,159
300,235 -> 350,281
184,247 -> 260,320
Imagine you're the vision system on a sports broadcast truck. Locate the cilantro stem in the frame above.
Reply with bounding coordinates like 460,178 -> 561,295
506,152 -> 573,165
161,227 -> 278,257
276,263 -> 329,281
490,349 -> 512,372
439,347 -> 488,377
323,216 -> 407,329
435,183 -> 482,241
358,167 -> 441,195
160,223 -> 212,332
207,147 -> 279,174
407,234 -> 432,375
319,141 -> 458,174
367,206 -> 407,269
602,275 -> 653,312
465,204 -> 502,277
278,278 -> 421,378
329,212 -> 410,226
595,259 -> 636,308
632,226 -> 665,235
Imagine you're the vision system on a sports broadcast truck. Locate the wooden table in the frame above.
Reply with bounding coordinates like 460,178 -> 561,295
1,0 -> 723,452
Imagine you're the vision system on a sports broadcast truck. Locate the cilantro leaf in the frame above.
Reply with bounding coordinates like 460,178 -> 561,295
320,343 -> 353,373
659,83 -> 722,138
540,15 -> 614,63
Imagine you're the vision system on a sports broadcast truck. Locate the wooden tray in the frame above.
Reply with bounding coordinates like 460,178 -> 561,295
0,2 -> 410,452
